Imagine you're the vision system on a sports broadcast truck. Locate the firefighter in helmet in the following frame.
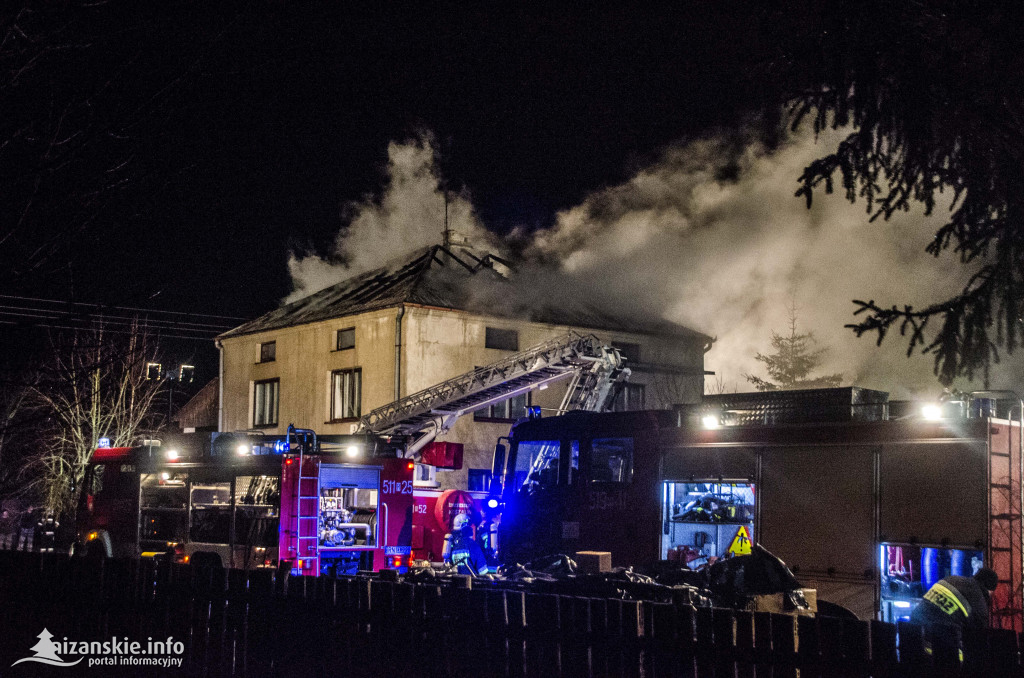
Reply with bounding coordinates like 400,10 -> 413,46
911,567 -> 998,630
442,512 -> 489,575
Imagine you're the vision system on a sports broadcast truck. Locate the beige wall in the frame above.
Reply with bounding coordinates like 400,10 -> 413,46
219,303 -> 706,490
219,308 -> 399,434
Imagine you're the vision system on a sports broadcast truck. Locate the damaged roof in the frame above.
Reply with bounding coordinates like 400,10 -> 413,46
219,245 -> 710,343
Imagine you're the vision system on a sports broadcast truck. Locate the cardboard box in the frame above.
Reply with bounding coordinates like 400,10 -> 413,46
575,551 -> 612,574
746,588 -> 818,616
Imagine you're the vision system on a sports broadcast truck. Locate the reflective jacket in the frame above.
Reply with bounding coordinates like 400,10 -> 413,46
911,575 -> 990,629
445,529 -> 489,575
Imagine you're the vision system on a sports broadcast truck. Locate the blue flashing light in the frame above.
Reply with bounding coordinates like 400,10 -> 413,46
97,437 -> 111,449
527,406 -> 542,420
273,440 -> 290,454
487,498 -> 499,509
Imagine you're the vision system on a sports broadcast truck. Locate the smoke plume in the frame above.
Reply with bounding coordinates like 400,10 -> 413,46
289,125 -> 1011,397
530,127 -> 986,396
287,133 -> 498,301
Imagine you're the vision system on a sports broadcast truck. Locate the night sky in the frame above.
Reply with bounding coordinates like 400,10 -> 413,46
4,4 -> 778,315
15,3 -> 974,393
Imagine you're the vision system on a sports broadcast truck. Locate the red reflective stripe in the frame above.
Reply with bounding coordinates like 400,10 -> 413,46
92,447 -> 134,461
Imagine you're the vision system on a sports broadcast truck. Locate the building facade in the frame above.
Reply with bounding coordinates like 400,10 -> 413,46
217,246 -> 710,490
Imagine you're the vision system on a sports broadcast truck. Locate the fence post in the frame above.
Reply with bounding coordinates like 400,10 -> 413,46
770,613 -> 798,664
871,620 -> 899,676
797,614 -> 820,671
989,628 -> 1021,677
896,621 -> 931,675
695,606 -> 715,654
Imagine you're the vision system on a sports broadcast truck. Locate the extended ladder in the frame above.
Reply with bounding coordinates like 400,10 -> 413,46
356,331 -> 630,451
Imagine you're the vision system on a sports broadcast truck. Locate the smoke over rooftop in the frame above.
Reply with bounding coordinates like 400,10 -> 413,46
288,125 -> 1009,398
286,133 -> 499,302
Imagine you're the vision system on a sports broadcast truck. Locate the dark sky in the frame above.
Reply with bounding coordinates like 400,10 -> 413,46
5,4 -> 779,311
7,2 -> 1024,401
3,2 -> 795,378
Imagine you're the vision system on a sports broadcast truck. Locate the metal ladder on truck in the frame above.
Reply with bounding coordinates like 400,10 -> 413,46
974,392 -> 1024,629
356,331 -> 631,456
288,426 -> 321,575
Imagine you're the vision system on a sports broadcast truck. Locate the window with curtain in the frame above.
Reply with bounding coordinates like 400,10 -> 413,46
331,368 -> 362,420
253,379 -> 279,426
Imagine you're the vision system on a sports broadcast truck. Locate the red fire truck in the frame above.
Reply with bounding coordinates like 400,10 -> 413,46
491,388 -> 1024,630
76,332 -> 631,574
75,427 -> 415,575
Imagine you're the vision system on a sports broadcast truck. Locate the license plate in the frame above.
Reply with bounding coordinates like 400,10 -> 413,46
384,546 -> 411,556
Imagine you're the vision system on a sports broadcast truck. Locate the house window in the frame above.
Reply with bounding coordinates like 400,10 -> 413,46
475,392 -> 529,422
331,368 -> 362,421
336,328 -> 355,351
468,469 -> 492,492
485,327 -> 519,351
612,342 -> 641,364
253,379 -> 279,427
259,341 -> 276,363
611,383 -> 645,412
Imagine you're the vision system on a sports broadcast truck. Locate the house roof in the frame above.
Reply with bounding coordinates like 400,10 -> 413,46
219,245 -> 711,343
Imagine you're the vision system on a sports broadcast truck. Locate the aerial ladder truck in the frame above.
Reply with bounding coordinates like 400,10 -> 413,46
353,331 -> 632,563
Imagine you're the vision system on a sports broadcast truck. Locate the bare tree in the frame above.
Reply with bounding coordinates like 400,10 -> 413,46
1,2 -> 236,294
703,374 -> 733,396
26,321 -> 163,513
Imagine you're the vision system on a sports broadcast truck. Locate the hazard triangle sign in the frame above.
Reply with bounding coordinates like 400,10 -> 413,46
727,525 -> 752,556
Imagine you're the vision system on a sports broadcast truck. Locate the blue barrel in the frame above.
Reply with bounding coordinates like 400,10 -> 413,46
922,547 -> 940,590
950,548 -> 968,576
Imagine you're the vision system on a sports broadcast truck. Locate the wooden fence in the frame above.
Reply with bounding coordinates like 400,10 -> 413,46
0,550 -> 1021,677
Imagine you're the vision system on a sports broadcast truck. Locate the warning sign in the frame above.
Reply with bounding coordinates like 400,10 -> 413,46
727,525 -> 752,556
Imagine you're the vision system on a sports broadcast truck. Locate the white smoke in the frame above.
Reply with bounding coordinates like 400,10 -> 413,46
288,125 -> 1014,397
530,127 -> 985,397
286,132 -> 498,301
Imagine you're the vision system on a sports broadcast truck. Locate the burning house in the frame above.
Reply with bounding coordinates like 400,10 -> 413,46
215,244 -> 711,492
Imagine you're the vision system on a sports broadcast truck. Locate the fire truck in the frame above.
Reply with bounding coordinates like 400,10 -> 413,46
491,388 -> 1024,629
353,331 -> 632,563
75,427 -> 415,575
76,331 -> 631,574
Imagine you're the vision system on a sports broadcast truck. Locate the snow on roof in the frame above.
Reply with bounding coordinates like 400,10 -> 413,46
219,244 -> 710,342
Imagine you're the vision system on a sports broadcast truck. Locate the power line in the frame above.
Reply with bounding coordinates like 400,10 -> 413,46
0,295 -> 247,321
0,295 -> 248,340
0,305 -> 238,331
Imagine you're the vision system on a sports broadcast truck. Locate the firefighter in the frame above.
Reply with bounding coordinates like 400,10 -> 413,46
18,505 -> 36,551
0,509 -> 12,550
442,513 -> 489,576
911,567 -> 998,630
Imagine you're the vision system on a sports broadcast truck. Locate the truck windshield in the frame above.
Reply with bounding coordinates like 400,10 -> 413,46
516,440 -> 560,490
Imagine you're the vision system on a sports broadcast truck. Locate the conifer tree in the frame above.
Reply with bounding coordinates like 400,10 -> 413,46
744,302 -> 843,391
765,1 -> 1024,385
